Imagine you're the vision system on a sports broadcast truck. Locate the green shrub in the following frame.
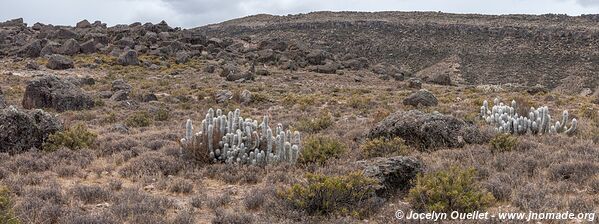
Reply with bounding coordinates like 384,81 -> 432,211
296,113 -> 333,133
360,137 -> 411,158
0,186 -> 20,224
300,136 -> 346,165
154,107 -> 170,121
279,172 -> 380,217
407,166 -> 495,213
489,134 -> 518,153
43,124 -> 97,151
126,111 -> 152,127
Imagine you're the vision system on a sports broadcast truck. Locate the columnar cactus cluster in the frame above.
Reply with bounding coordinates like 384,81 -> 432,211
480,98 -> 577,136
181,108 -> 301,166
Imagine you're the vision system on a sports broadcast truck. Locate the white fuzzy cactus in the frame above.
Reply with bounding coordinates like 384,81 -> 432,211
480,98 -> 577,136
180,108 -> 301,166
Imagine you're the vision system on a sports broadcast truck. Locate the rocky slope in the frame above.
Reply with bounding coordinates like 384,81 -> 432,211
198,11 -> 599,93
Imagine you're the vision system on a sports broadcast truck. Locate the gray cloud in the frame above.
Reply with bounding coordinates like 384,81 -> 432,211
1,0 -> 599,28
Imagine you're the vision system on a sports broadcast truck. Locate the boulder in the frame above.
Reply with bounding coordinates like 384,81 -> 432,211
305,49 -> 330,65
215,90 -> 233,103
22,75 -> 94,112
80,40 -> 97,54
111,79 -> 132,92
76,19 -> 91,29
371,63 -> 400,77
110,90 -> 129,101
175,51 -> 190,64
117,50 -> 140,66
424,73 -> 452,86
342,57 -> 369,70
367,110 -> 484,150
407,78 -> 422,89
46,54 -> 74,70
58,39 -> 81,55
357,156 -> 423,197
141,93 -> 158,102
402,89 -> 438,107
0,106 -> 63,153
240,90 -> 252,105
17,40 -> 42,58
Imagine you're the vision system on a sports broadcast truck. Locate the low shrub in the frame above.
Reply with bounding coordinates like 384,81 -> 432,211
299,136 -> 346,165
296,113 -> 333,133
279,172 -> 380,217
489,134 -> 518,153
407,166 -> 495,213
125,111 -> 152,127
360,137 -> 411,158
0,186 -> 20,224
43,124 -> 97,151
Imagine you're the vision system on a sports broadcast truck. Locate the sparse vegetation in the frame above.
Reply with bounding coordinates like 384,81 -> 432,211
0,186 -> 20,224
42,123 -> 97,151
279,172 -> 380,217
407,166 -> 495,213
360,137 -> 411,158
299,136 -> 347,165
295,113 -> 333,133
489,133 -> 518,153
125,111 -> 152,127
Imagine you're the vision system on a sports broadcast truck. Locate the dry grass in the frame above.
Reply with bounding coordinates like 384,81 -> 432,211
0,53 -> 597,224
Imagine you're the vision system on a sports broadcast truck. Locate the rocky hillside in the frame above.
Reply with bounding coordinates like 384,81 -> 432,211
198,11 -> 599,93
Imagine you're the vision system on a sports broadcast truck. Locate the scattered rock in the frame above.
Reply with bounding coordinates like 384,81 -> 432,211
402,89 -> 438,107
306,49 -> 330,65
256,68 -> 270,76
141,93 -> 158,102
424,73 -> 452,86
25,61 -> 40,70
111,124 -> 129,134
117,50 -> 140,66
203,64 -> 216,73
17,40 -> 42,58
110,90 -> 129,101
99,91 -> 113,99
112,79 -> 132,92
215,90 -> 233,103
175,51 -> 190,64
527,84 -> 548,95
0,106 -> 63,153
407,78 -> 422,89
22,75 -> 94,112
58,39 -> 81,55
357,156 -> 423,197
76,19 -> 92,29
240,90 -> 252,105
367,110 -> 484,150
46,54 -> 74,70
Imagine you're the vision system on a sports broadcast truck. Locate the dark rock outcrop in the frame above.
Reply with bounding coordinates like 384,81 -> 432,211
367,110 -> 484,150
403,89 -> 438,107
0,106 -> 63,153
358,156 -> 423,197
46,54 -> 74,70
22,75 -> 94,112
117,50 -> 140,66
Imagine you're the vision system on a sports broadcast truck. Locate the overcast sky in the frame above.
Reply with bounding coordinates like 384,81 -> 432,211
2,0 -> 599,28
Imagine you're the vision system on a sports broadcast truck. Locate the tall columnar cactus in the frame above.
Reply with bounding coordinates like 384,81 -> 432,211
180,108 -> 301,166
480,98 -> 578,136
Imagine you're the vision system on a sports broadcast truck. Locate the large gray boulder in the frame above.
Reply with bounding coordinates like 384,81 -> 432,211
22,75 -> 94,112
117,50 -> 140,66
58,39 -> 81,55
46,54 -> 74,70
403,89 -> 438,107
367,110 -> 484,150
358,156 -> 423,197
17,40 -> 42,58
0,106 -> 63,153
